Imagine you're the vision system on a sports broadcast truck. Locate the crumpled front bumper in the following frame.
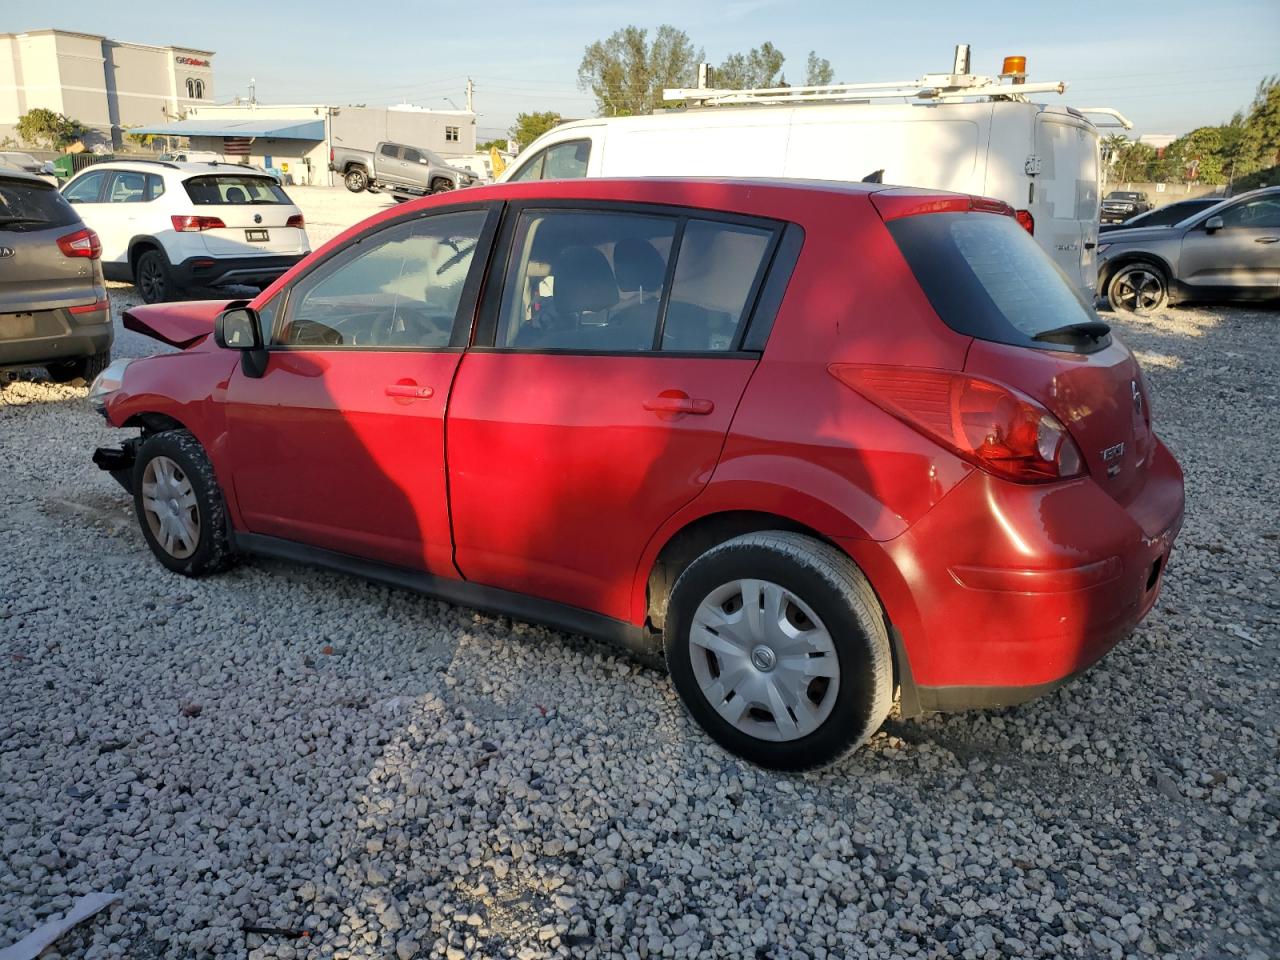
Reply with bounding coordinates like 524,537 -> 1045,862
92,439 -> 139,494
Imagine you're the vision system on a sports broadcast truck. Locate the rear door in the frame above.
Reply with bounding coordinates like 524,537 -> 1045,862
1178,194 -> 1280,295
180,173 -> 308,257
224,205 -> 498,571
376,143 -> 408,187
446,204 -> 780,620
1033,114 -> 1101,293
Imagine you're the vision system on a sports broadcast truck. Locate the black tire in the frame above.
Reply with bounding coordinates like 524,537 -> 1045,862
135,249 -> 177,304
1106,262 -> 1168,315
430,177 -> 455,195
665,532 -> 893,771
131,430 -> 236,577
344,168 -> 368,192
47,350 -> 110,384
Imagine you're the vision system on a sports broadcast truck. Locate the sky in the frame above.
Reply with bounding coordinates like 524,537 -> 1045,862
13,0 -> 1280,140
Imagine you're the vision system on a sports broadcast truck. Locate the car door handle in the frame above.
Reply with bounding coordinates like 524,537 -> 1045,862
1084,241 -> 1097,250
385,383 -> 433,399
1256,237 -> 1279,244
643,394 -> 714,416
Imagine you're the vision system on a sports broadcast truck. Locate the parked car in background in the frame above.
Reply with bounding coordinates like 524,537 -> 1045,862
90,177 -> 1183,769
0,151 -> 58,184
1099,196 -> 1224,232
61,159 -> 309,303
330,141 -> 481,196
0,167 -> 111,381
498,47 -> 1127,297
1098,187 -> 1280,313
1101,191 -> 1154,224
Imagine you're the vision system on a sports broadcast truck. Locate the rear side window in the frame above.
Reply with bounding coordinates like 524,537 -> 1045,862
0,178 -> 80,231
380,143 -> 400,159
183,175 -> 289,205
888,212 -> 1098,348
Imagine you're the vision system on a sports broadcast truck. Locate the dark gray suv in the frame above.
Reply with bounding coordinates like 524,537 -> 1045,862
0,168 -> 111,381
1098,187 -> 1280,314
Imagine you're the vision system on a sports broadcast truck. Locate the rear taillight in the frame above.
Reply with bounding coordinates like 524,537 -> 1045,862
171,215 -> 226,232
286,214 -> 305,228
830,365 -> 1085,483
1015,209 -> 1034,234
57,228 -> 101,259
69,297 -> 109,314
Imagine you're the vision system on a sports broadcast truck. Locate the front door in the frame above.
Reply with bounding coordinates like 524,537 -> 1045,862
377,143 -> 408,188
447,205 -> 779,620
1179,194 -> 1280,296
61,169 -> 121,262
224,205 -> 497,572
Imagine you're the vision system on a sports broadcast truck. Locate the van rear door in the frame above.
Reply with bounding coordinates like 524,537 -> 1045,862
1032,114 -> 1100,294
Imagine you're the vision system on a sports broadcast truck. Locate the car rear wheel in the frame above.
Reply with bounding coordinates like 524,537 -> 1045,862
47,350 -> 110,384
135,249 -> 176,304
132,430 -> 235,577
344,168 -> 368,192
664,532 -> 893,770
1107,263 -> 1167,315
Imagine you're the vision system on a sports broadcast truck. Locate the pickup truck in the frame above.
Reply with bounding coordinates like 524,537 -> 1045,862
1101,190 -> 1154,225
329,141 -> 478,196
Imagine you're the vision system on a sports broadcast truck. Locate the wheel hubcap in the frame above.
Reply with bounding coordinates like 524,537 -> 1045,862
141,455 -> 199,559
1115,269 -> 1162,314
689,579 -> 840,742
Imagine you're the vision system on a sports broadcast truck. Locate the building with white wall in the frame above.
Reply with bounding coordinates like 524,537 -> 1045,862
133,103 -> 477,186
0,29 -> 213,149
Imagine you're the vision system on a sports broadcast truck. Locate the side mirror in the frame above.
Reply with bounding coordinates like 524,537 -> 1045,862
419,157 -> 428,164
1204,215 -> 1224,233
214,307 -> 262,349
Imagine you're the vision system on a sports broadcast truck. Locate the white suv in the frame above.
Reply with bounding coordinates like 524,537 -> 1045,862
61,160 -> 310,303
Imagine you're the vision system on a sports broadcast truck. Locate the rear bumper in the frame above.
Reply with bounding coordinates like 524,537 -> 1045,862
0,305 -> 112,369
173,254 -> 306,289
844,438 -> 1185,714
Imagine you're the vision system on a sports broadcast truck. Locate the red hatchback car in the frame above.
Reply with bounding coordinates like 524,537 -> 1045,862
90,178 -> 1184,769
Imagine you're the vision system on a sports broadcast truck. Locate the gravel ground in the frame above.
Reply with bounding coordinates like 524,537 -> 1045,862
1,204 -> 1277,959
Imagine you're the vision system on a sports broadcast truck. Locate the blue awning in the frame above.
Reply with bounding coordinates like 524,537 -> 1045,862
129,117 -> 325,140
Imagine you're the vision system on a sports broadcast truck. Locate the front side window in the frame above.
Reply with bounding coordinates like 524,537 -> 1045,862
183,175 -> 289,205
1219,197 -> 1280,229
63,170 -> 107,204
495,208 -> 774,353
277,209 -> 488,349
506,140 -> 590,183
107,171 -> 147,203
403,148 -> 423,164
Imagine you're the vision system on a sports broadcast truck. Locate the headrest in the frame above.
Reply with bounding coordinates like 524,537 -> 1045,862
551,246 -> 619,315
613,239 -> 666,293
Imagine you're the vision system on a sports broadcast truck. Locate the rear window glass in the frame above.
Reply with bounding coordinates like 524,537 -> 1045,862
887,212 -> 1098,348
183,175 -> 289,205
0,178 -> 79,231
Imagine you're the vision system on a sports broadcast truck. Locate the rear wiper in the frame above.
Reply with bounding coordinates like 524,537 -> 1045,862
0,216 -> 47,226
1033,320 -> 1111,344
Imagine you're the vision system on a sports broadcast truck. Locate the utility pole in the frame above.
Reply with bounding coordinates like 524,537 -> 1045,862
466,77 -> 474,113
249,78 -> 257,106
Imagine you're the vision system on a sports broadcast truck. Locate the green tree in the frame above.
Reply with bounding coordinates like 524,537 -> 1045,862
717,41 -> 786,89
805,51 -> 834,86
509,112 -> 562,148
16,108 -> 85,149
478,138 -> 508,152
1238,75 -> 1280,175
578,25 -> 703,116
1112,140 -> 1156,182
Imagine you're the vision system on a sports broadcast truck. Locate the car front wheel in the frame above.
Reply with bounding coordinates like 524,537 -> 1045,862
1107,263 -> 1168,315
664,532 -> 893,770
132,430 -> 236,577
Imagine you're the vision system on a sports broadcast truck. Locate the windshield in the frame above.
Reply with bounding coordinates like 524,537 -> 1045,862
887,212 -> 1100,350
183,175 -> 290,205
0,178 -> 80,231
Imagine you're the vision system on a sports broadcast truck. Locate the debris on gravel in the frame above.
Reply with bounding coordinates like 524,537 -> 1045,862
2,268 -> 1276,958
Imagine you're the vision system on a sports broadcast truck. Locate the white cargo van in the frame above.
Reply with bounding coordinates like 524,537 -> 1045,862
499,49 -> 1129,295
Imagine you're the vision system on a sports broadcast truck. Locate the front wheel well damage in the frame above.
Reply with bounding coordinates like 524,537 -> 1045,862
123,412 -> 187,438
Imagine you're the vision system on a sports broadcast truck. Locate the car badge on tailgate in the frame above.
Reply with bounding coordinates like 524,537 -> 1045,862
1101,442 -> 1125,477
0,246 -> 14,258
